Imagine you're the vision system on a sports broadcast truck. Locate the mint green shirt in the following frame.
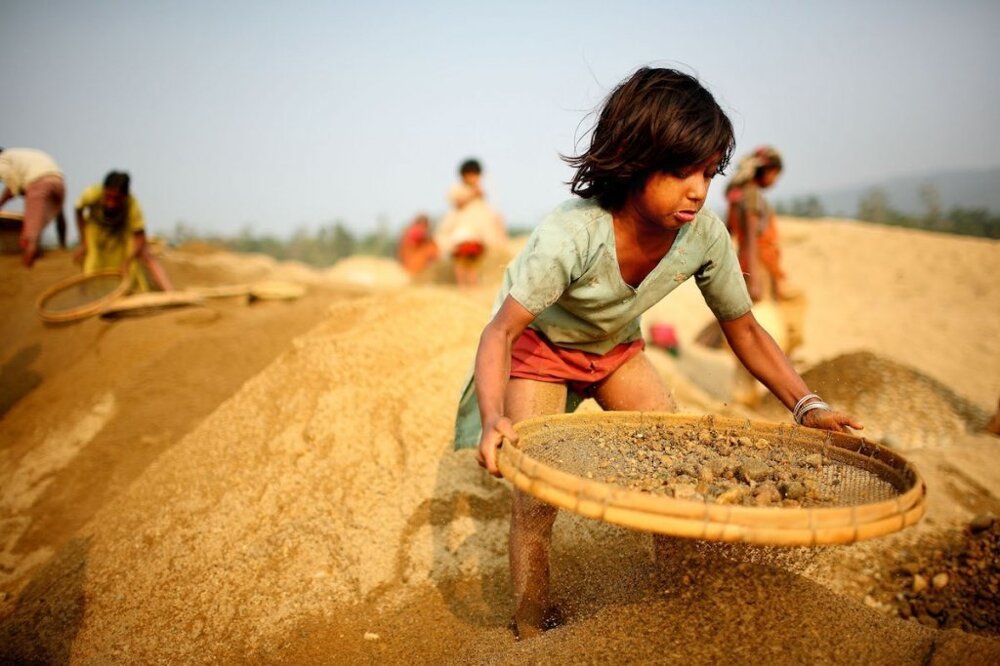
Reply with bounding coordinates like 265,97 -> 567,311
453,198 -> 752,449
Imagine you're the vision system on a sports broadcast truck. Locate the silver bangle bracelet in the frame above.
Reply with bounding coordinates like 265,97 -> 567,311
792,393 -> 824,423
795,401 -> 831,425
792,393 -> 821,417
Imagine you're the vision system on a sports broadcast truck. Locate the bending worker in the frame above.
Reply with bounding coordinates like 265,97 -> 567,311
0,146 -> 68,266
75,171 -> 173,291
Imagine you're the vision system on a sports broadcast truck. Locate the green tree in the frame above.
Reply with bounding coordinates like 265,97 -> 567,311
919,183 -> 944,230
857,188 -> 896,225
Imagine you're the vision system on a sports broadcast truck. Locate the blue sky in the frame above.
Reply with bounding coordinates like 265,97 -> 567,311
3,0 -> 999,238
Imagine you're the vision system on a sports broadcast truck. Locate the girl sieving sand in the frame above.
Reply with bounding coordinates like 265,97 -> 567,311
453,67 -> 861,639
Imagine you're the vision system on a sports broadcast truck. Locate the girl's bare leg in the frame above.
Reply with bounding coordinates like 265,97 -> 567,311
593,351 -> 676,413
505,378 -> 566,638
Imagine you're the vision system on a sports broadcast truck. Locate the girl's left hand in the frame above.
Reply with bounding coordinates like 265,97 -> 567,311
801,408 -> 863,433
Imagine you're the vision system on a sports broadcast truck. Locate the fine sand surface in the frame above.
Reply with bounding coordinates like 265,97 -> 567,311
0,219 -> 998,664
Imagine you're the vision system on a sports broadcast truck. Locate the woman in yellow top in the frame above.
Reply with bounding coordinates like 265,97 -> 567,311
75,171 -> 173,291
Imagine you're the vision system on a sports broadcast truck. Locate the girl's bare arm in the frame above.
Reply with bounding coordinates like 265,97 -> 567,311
720,311 -> 862,432
475,295 -> 536,476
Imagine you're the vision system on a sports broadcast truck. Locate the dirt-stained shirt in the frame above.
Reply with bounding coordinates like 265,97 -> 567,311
453,198 -> 752,449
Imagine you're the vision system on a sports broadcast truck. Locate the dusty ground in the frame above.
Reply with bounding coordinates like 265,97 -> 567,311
0,218 -> 998,664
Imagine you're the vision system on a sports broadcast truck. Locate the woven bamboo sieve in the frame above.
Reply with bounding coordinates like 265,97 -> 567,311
497,412 -> 926,547
37,270 -> 132,323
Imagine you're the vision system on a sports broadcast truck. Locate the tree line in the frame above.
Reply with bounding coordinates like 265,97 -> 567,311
171,221 -> 398,267
776,185 -> 1000,239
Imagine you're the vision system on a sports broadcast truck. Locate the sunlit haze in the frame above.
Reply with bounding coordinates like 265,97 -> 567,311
3,0 -> 998,237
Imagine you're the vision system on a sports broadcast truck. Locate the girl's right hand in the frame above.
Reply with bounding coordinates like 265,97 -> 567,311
477,416 -> 518,478
801,408 -> 863,433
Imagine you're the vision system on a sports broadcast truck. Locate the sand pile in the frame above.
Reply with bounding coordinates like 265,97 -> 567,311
0,283 -> 993,663
14,288 -> 489,662
323,255 -> 411,288
163,246 -> 280,286
641,217 -> 1000,411
881,517 -> 999,633
1,219 -> 998,663
760,351 -> 987,450
0,250 -> 353,616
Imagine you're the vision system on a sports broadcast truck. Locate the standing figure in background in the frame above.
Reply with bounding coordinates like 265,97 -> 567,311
725,146 -> 788,302
0,147 -> 68,266
436,158 -> 507,287
725,146 -> 804,405
75,171 -> 174,292
398,213 -> 439,275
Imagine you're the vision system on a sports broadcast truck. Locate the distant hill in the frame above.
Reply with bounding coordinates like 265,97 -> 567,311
780,166 -> 1000,218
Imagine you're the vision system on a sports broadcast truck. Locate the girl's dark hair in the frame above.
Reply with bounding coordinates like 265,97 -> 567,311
564,67 -> 735,211
103,171 -> 131,196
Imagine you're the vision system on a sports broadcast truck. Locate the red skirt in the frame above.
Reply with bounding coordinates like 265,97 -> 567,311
510,328 -> 644,396
453,240 -> 485,259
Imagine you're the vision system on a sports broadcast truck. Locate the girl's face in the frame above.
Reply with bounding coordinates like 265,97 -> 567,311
627,163 -> 717,232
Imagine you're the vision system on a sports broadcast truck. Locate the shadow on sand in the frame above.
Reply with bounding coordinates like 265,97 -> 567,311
0,536 -> 90,665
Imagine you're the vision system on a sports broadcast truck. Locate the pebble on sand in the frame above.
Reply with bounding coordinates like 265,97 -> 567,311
969,514 -> 994,534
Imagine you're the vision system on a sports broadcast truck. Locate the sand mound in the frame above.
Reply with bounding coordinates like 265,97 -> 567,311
323,255 -> 411,288
761,351 -> 987,450
33,288 -> 489,661
2,220 -> 998,663
162,248 -> 279,286
0,250 -> 355,612
0,285 -> 992,663
641,218 -> 1000,410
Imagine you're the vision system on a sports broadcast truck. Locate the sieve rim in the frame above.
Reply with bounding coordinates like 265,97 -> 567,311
36,269 -> 132,323
498,412 -> 927,546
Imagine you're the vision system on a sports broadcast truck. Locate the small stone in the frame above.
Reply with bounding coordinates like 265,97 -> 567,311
912,574 -> 928,594
779,481 -> 806,501
716,486 -> 746,505
969,514 -> 994,534
364,632 -> 380,641
931,573 -> 949,589
737,460 -> 770,483
863,595 -> 880,609
737,436 -> 753,449
916,614 -> 939,629
673,483 -> 698,501
804,453 -> 823,469
753,482 -> 781,507
925,601 -> 945,616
